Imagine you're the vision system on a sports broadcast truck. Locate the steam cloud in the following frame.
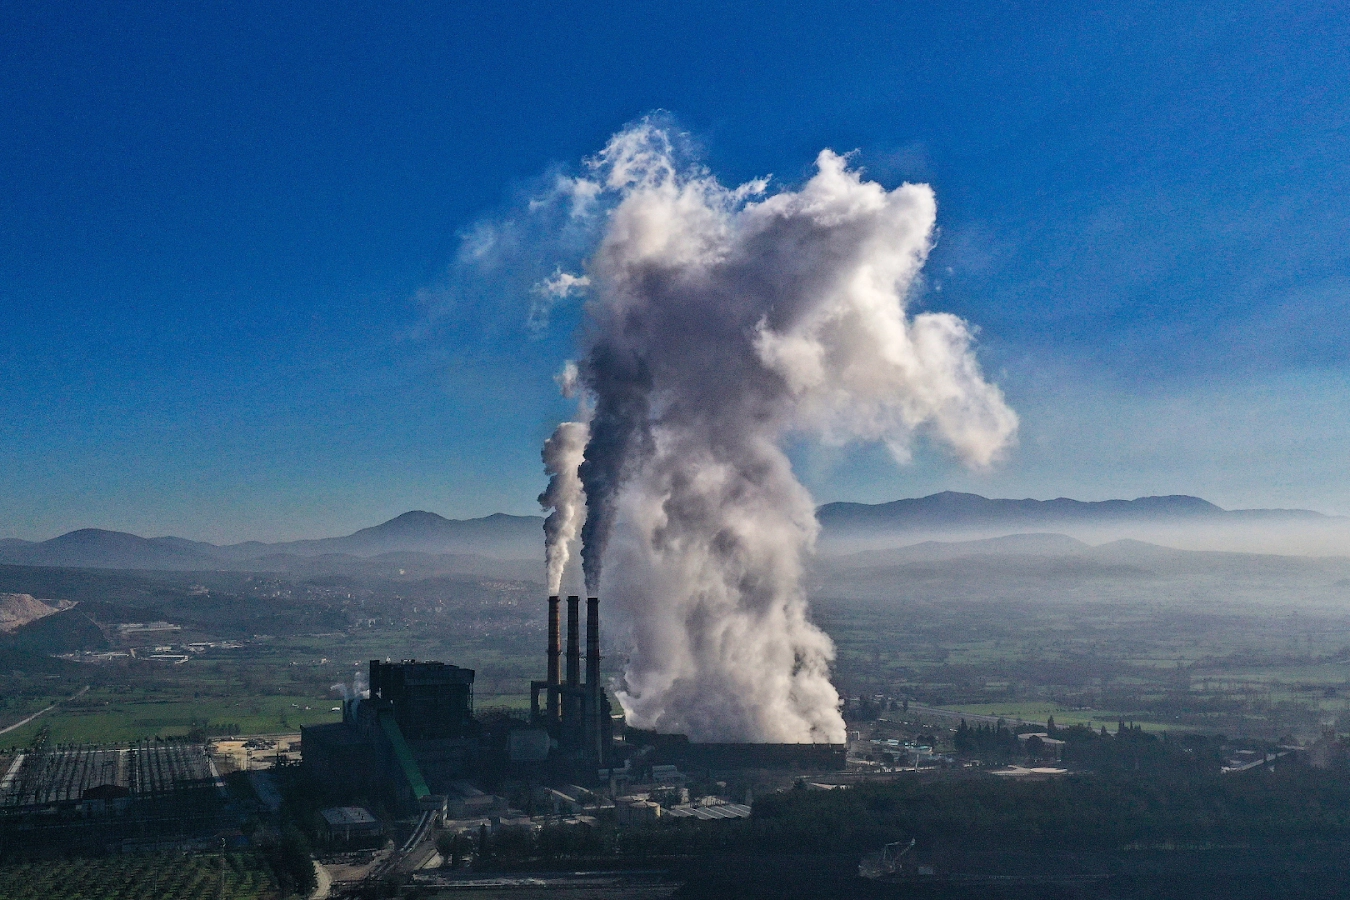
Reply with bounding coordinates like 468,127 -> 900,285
541,120 -> 1017,742
539,418 -> 589,595
332,667 -> 369,702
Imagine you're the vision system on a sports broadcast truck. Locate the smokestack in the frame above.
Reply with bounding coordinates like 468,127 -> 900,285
547,595 -> 561,721
586,596 -> 601,759
566,595 -> 581,725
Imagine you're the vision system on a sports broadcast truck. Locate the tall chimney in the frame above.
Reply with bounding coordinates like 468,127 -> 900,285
586,596 -> 602,759
566,595 -> 581,725
547,595 -> 561,721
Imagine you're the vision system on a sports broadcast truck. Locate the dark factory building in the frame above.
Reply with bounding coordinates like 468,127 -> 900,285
633,731 -> 848,771
303,660 -> 479,813
369,659 -> 475,741
303,597 -> 618,812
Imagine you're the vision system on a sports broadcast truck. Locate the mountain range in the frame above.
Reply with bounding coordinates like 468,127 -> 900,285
0,492 -> 1343,573
816,491 -> 1331,532
0,511 -> 543,572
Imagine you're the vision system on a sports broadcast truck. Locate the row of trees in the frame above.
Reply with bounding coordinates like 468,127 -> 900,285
952,720 -> 1022,760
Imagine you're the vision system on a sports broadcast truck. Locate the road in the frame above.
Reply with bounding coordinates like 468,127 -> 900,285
310,860 -> 332,900
0,685 -> 89,736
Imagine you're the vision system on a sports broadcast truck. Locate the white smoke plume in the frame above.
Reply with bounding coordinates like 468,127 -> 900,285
332,667 -> 370,702
548,119 -> 1017,743
539,416 -> 590,595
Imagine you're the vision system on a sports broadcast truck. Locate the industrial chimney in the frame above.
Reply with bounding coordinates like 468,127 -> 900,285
566,595 -> 581,727
586,596 -> 602,760
547,595 -> 561,721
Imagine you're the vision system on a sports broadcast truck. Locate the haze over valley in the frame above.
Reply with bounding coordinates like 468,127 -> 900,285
7,491 -> 1350,752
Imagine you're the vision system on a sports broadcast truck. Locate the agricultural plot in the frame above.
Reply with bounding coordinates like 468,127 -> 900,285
0,692 -> 340,752
0,852 -> 280,900
813,550 -> 1350,742
943,701 -> 1174,732
0,613 -> 550,750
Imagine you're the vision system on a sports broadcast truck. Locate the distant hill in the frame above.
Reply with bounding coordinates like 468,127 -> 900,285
225,511 -> 543,560
817,491 -> 1328,532
0,511 -> 545,573
809,531 -> 1350,610
0,529 -> 225,570
3,492 -> 1345,574
829,532 -> 1091,568
815,491 -> 1345,556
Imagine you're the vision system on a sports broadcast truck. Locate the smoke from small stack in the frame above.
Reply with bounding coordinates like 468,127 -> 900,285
540,418 -> 589,596
538,119 -> 1017,743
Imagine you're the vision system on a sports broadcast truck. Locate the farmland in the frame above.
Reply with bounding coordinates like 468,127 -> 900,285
0,852 -> 281,900
8,537 -> 1350,750
814,542 -> 1350,741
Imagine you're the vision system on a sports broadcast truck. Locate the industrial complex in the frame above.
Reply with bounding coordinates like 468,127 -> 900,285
301,593 -> 843,815
0,590 -> 843,876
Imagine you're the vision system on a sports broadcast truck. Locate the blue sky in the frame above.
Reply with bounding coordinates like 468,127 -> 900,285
2,1 -> 1347,542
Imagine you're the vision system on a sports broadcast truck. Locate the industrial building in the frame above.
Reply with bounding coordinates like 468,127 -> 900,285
305,594 -> 618,812
636,732 -> 847,772
1,741 -> 218,812
0,740 -> 225,854
317,805 -> 383,848
303,659 -> 479,813
303,591 -> 842,813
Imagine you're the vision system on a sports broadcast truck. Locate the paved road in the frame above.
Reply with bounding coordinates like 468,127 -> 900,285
0,685 -> 89,736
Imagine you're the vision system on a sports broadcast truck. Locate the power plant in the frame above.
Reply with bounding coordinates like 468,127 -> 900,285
302,590 -> 841,814
303,593 -> 618,814
529,595 -> 614,765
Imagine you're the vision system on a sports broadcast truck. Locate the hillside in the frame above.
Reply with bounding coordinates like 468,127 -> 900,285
0,593 -> 74,633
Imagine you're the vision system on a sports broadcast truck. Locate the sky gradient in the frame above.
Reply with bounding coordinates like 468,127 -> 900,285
2,1 -> 1348,542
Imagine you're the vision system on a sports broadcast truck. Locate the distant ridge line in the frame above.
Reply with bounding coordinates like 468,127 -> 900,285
1,492 -> 1342,572
0,510 -> 546,571
816,491 -> 1333,531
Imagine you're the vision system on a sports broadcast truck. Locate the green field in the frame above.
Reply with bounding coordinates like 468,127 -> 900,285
0,687 -> 341,751
0,621 -> 546,750
942,701 -> 1176,732
11,548 -> 1350,751
815,582 -> 1350,742
0,852 -> 281,900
